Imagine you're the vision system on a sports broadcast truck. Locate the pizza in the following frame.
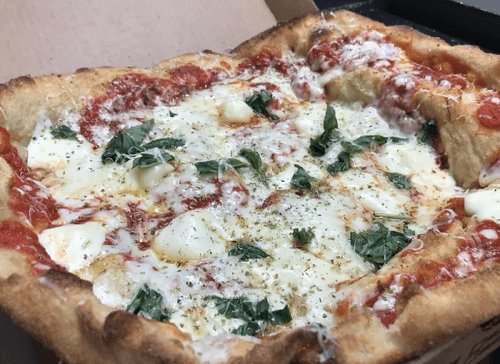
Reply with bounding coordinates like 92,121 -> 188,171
2,9 -> 500,364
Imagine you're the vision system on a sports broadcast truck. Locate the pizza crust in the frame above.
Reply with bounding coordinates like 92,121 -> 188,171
2,9 -> 500,364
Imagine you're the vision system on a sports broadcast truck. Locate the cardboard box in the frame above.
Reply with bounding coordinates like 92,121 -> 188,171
1,1 -> 499,364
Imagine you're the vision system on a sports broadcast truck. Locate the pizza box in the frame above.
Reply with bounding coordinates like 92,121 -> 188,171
0,0 -> 499,363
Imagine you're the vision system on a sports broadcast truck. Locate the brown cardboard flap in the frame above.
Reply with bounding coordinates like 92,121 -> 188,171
265,0 -> 318,22
0,0 -> 278,83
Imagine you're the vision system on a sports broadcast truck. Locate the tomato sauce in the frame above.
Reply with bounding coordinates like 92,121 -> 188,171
477,94 -> 500,130
237,48 -> 290,76
79,67 -> 225,146
0,221 -> 64,274
0,127 -> 59,231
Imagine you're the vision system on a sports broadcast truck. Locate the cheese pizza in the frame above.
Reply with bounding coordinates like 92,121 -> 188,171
2,9 -> 500,364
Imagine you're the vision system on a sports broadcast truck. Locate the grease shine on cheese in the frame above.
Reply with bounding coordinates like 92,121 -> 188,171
27,60 -> 461,340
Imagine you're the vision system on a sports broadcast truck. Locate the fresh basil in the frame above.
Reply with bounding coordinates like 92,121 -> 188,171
132,150 -> 174,168
269,305 -> 292,325
195,158 -> 248,174
387,172 -> 411,189
102,120 -> 154,164
239,148 -> 268,186
351,135 -> 406,150
142,138 -> 185,150
309,105 -> 339,157
228,244 -> 269,261
350,222 -> 412,268
207,296 -> 292,336
169,110 -> 177,117
418,120 -> 438,144
327,151 -> 351,176
244,91 -> 278,120
292,228 -> 314,246
291,164 -> 314,190
50,125 -> 78,141
126,284 -> 171,322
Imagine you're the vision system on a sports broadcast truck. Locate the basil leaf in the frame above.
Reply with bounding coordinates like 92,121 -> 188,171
228,244 -> 269,261
244,91 -> 278,120
418,120 -> 438,144
209,296 -> 255,322
169,110 -> 177,117
239,148 -> 268,186
350,222 -> 410,268
132,150 -> 174,168
291,164 -> 314,190
270,305 -> 292,325
403,225 -> 415,239
50,125 -> 78,141
327,151 -> 351,176
309,106 -> 339,157
352,135 -> 388,149
102,120 -> 154,164
195,158 -> 248,174
143,138 -> 185,150
126,284 -> 171,322
208,296 -> 291,336
292,228 -> 314,246
232,321 -> 260,336
340,141 -> 364,154
387,172 -> 411,189
255,298 -> 271,321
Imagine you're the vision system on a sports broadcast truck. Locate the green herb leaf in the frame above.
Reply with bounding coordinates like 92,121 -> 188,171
232,321 -> 261,336
327,151 -> 351,176
228,244 -> 269,261
102,120 -> 154,164
292,228 -> 314,246
132,150 -> 174,168
244,91 -> 278,120
195,158 -> 248,174
207,296 -> 291,336
143,138 -> 185,150
387,172 -> 411,189
291,164 -> 314,190
126,284 -> 171,322
403,225 -> 415,239
340,141 -> 364,154
309,105 -> 339,157
239,148 -> 268,186
350,222 -> 411,268
270,305 -> 292,325
418,120 -> 438,144
169,110 -> 177,117
50,125 -> 78,141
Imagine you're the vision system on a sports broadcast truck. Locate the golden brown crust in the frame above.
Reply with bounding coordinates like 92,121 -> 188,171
3,8 -> 500,364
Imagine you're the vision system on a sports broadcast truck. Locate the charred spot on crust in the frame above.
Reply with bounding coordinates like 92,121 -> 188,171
42,269 -> 93,290
310,28 -> 332,44
76,67 -> 93,73
0,75 -> 35,92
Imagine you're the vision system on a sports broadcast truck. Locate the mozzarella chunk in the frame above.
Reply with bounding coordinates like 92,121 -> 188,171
220,98 -> 254,124
134,163 -> 175,189
465,187 -> 500,222
38,222 -> 105,272
153,210 -> 227,261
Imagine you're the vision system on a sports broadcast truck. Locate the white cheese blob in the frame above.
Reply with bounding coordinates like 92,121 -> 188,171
220,98 -> 254,125
38,222 -> 106,272
134,163 -> 175,189
464,188 -> 500,222
153,210 -> 227,261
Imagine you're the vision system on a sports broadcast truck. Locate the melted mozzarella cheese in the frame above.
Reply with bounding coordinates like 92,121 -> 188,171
464,187 -> 500,222
38,222 -> 105,272
153,210 -> 227,261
